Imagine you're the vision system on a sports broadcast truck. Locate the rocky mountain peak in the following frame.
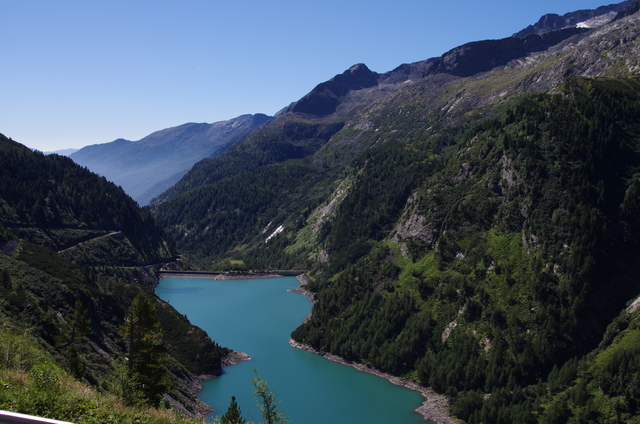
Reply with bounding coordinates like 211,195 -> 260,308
513,0 -> 633,37
613,0 -> 640,20
287,63 -> 379,116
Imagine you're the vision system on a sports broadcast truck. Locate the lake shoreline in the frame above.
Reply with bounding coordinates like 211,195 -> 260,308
186,351 -> 253,416
288,275 -> 458,424
159,270 -> 304,280
287,339 -> 457,424
167,273 -> 458,423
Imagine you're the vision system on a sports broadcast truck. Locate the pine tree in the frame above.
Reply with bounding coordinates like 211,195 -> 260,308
252,370 -> 289,424
56,299 -> 91,378
221,396 -> 247,424
1,269 -> 10,290
120,293 -> 171,406
58,299 -> 91,349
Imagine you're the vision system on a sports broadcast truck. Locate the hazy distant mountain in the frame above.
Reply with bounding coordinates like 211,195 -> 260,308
70,113 -> 273,205
45,148 -> 79,156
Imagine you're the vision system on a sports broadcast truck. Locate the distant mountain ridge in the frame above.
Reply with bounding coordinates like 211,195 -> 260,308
70,113 -> 273,205
153,1 -> 639,207
513,0 -> 634,36
45,147 -> 78,156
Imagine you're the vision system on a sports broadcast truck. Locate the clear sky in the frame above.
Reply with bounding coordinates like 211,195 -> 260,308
1,0 -> 618,152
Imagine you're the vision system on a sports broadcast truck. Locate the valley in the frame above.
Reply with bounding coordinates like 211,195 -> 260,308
3,1 -> 640,423
156,276 -> 433,424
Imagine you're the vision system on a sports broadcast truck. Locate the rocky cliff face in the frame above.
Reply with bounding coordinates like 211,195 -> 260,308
425,27 -> 589,78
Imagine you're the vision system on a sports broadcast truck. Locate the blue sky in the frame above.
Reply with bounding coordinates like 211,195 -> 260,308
1,0 -> 617,151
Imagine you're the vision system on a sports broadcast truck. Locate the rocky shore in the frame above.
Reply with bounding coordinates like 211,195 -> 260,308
287,274 -> 316,300
288,339 -> 459,424
220,350 -> 252,366
166,372 -> 216,417
178,351 -> 252,416
159,270 -> 304,280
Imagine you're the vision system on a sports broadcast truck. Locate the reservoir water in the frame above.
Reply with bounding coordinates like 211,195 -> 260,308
156,276 -> 432,424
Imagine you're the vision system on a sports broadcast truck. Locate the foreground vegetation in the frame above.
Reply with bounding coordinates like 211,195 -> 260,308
0,312 -> 207,424
0,322 -> 287,424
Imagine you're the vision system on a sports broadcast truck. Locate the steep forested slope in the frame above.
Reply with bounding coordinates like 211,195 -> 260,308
153,160 -> 328,268
0,135 -> 227,420
0,135 -> 176,270
151,116 -> 345,206
293,77 -> 640,421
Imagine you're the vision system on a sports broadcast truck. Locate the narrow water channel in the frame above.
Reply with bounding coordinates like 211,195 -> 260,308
156,276 -> 432,424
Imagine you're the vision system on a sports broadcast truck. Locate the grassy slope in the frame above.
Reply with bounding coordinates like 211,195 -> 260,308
0,320 -> 205,424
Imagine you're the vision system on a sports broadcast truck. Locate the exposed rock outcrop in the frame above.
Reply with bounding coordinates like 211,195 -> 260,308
288,64 -> 379,116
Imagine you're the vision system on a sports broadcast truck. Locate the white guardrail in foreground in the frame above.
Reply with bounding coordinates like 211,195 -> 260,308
0,411 -> 74,424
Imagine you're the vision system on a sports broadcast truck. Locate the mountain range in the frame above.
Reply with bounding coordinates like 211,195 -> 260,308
145,0 -> 636,208
70,113 -> 272,205
4,1 -> 640,423
70,1 -> 634,208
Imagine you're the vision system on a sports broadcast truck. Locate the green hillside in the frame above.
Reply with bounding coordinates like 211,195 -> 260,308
0,135 -> 228,421
293,77 -> 640,422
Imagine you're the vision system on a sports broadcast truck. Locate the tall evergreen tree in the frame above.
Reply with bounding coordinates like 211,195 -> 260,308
252,370 -> 289,424
120,293 -> 171,406
1,269 -> 10,290
221,396 -> 247,424
57,299 -> 91,349
56,299 -> 91,378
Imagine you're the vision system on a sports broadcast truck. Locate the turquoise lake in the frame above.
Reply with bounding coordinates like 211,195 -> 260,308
155,276 -> 432,424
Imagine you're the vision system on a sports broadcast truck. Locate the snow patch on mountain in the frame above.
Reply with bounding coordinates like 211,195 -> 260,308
576,11 -> 618,28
